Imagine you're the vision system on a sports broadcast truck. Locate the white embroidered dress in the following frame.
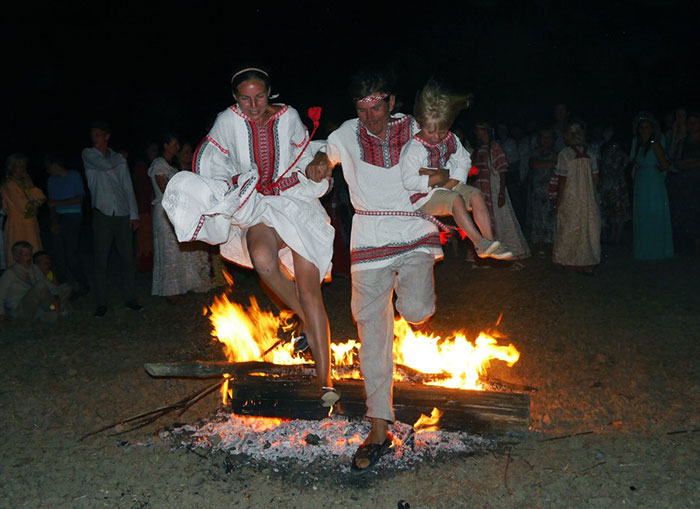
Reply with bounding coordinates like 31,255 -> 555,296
323,115 -> 443,272
399,132 -> 471,209
148,157 -> 210,296
162,105 -> 333,281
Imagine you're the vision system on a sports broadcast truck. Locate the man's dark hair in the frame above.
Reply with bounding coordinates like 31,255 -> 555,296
32,250 -> 49,263
90,120 -> 112,134
43,154 -> 64,168
348,68 -> 396,102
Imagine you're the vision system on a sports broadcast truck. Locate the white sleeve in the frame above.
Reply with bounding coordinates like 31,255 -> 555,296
117,157 -> 139,221
445,136 -> 470,184
81,148 -> 102,194
554,149 -> 570,177
194,112 -> 243,184
278,109 -> 331,199
400,142 -> 431,193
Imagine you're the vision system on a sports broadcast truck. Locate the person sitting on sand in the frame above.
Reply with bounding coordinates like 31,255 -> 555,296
0,241 -> 71,323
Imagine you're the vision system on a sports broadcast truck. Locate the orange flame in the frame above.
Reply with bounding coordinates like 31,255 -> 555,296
392,318 -> 519,390
206,294 -> 520,392
413,407 -> 443,433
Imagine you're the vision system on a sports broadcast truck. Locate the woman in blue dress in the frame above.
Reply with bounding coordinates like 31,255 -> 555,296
631,112 -> 674,260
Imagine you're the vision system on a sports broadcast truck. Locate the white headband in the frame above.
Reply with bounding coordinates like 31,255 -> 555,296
231,67 -> 269,83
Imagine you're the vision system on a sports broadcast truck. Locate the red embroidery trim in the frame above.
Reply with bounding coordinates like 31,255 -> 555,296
206,135 -> 229,155
350,234 -> 442,264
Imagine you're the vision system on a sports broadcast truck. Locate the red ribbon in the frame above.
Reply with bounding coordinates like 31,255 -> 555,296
271,107 -> 322,185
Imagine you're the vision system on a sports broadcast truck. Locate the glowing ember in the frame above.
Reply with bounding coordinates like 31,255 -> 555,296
413,407 -> 443,433
162,411 -> 495,468
205,294 -> 520,393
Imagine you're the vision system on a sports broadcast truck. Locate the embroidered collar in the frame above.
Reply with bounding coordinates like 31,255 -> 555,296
357,115 -> 414,168
230,104 -> 289,125
413,132 -> 454,148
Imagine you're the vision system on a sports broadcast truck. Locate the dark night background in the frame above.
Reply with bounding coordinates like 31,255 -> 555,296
2,1 -> 697,177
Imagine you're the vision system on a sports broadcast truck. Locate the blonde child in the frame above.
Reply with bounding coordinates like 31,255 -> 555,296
400,80 -> 512,259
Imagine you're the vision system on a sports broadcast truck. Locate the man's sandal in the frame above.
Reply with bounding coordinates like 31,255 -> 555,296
321,387 -> 340,407
350,437 -> 392,475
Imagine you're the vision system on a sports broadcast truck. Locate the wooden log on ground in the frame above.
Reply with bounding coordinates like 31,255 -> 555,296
228,375 -> 529,434
144,360 -> 316,379
144,361 -> 451,384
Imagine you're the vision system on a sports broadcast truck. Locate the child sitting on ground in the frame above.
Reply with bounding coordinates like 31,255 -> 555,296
33,250 -> 56,282
400,79 -> 512,259
0,241 -> 71,322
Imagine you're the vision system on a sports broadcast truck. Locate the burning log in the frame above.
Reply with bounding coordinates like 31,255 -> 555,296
227,375 -> 529,434
144,361 -> 451,384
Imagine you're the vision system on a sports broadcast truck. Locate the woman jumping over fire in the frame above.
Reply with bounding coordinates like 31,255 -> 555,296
162,66 -> 338,407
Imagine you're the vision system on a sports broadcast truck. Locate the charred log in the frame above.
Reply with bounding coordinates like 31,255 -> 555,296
144,361 -> 451,384
228,375 -> 530,434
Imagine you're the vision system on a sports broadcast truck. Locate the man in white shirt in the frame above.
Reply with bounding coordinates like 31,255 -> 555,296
82,121 -> 142,317
307,69 -> 443,474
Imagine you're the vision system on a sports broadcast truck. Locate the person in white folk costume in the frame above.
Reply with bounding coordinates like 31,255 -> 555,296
307,69 -> 448,474
162,67 -> 338,407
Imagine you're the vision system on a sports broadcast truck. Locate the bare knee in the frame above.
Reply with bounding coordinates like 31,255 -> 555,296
249,246 -> 279,277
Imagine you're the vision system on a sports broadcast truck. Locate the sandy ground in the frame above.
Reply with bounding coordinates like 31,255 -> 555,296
1,243 -> 699,508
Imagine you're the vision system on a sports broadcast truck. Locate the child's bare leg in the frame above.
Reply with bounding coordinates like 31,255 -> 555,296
469,192 -> 495,240
452,195 -> 483,245
291,250 -> 332,390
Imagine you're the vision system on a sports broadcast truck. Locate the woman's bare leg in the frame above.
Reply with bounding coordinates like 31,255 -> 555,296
470,192 -> 495,240
291,250 -> 332,389
246,223 -> 305,321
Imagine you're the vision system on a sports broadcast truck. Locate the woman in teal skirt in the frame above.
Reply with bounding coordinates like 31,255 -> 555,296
631,112 -> 674,260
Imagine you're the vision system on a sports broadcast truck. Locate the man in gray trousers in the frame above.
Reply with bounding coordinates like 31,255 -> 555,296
82,121 -> 142,317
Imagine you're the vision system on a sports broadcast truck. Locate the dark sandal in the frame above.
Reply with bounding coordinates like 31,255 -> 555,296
292,331 -> 309,353
350,437 -> 392,475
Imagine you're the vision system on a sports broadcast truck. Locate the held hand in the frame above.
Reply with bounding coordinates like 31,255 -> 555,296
306,153 -> 332,183
130,219 -> 140,231
418,167 -> 437,176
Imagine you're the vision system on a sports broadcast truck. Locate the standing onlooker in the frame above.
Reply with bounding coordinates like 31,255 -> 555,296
149,134 -> 210,302
497,124 -> 524,225
81,121 -> 142,317
670,111 -> 700,254
630,112 -> 674,260
552,104 -> 570,153
666,107 -> 687,162
473,122 -> 530,260
552,122 -> 601,274
598,127 -> 631,244
0,195 -> 6,270
1,154 -> 45,264
176,140 -> 213,286
527,128 -> 557,245
45,155 -> 89,296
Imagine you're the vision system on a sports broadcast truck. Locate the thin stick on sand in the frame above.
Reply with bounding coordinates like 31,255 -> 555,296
79,379 -> 226,441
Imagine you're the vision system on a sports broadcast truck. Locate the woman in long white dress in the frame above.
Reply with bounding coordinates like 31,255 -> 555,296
162,68 -> 337,406
149,135 -> 210,301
